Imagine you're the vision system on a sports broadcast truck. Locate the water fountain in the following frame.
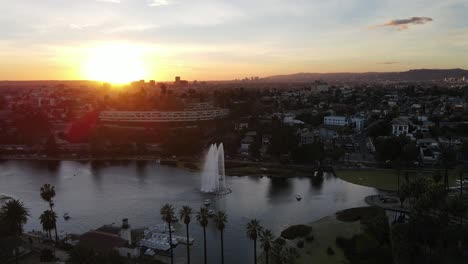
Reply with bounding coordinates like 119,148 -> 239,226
201,143 -> 230,194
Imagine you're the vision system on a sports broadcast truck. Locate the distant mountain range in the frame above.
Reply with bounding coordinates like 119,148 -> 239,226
262,68 -> 468,82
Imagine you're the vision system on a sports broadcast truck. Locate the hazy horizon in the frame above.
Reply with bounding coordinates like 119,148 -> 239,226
0,67 -> 467,83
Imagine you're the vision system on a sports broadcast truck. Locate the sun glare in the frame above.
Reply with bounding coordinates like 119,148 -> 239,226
83,44 -> 147,84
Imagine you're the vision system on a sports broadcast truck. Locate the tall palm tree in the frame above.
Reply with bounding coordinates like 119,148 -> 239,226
0,199 -> 30,264
179,206 -> 193,264
160,204 -> 175,264
213,210 -> 228,264
260,229 -> 274,264
40,184 -> 59,242
40,184 -> 55,206
246,219 -> 263,264
39,210 -> 57,240
196,207 -> 209,264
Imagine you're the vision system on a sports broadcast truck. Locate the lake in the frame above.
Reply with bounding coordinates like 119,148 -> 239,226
0,160 -> 377,263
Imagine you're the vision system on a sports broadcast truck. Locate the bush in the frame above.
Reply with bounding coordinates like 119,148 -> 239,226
274,238 -> 286,246
335,236 -> 350,248
305,235 -> 314,242
281,224 -> 312,240
183,163 -> 198,170
297,240 -> 305,248
336,207 -> 383,223
327,247 -> 335,256
40,249 -> 55,262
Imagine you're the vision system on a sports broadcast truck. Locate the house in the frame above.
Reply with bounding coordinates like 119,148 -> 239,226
235,122 -> 249,131
417,139 -> 440,165
240,131 -> 257,155
313,127 -> 338,140
78,219 -> 140,258
298,129 -> 315,146
323,116 -> 366,131
391,118 -> 410,136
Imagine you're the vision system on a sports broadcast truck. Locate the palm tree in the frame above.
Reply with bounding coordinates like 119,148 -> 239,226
0,199 -> 30,264
40,184 -> 55,206
260,229 -> 275,264
160,204 -> 175,264
213,210 -> 228,264
196,207 -> 209,264
39,210 -> 57,240
40,184 -> 59,241
179,206 -> 193,264
246,219 -> 263,264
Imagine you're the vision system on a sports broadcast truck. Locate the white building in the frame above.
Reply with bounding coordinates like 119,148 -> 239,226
300,132 -> 314,145
391,118 -> 410,136
323,116 -> 366,131
100,108 -> 229,123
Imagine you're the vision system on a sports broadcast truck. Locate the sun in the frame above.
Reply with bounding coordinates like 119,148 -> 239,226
83,44 -> 147,84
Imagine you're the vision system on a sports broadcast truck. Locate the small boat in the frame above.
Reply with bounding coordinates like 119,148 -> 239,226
204,199 -> 211,206
63,213 -> 70,220
208,210 -> 215,217
296,195 -> 302,201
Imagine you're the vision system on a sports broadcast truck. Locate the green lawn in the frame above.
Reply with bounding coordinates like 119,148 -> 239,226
336,168 -> 460,191
296,216 -> 361,264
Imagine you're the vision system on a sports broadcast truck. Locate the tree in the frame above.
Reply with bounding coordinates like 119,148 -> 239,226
40,184 -> 55,204
196,207 -> 209,264
270,238 -> 298,264
40,184 -> 59,242
160,204 -> 176,264
439,147 -> 456,190
45,134 -> 58,156
398,187 -> 408,208
179,206 -> 192,264
213,210 -> 228,264
461,142 -> 468,161
402,143 -> 419,166
246,219 -> 263,264
260,229 -> 275,264
0,199 -> 30,264
39,210 -> 57,240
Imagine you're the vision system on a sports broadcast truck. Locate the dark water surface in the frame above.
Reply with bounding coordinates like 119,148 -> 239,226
0,160 -> 377,263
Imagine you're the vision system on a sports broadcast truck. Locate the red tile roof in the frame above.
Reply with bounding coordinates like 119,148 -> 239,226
78,231 -> 127,252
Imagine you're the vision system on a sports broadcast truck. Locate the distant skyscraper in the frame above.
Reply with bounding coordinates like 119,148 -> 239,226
175,76 -> 181,83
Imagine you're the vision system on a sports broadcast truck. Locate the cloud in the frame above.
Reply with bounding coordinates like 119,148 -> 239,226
105,24 -> 160,33
96,0 -> 121,3
379,61 -> 399,65
377,17 -> 433,30
69,24 -> 91,30
148,0 -> 169,7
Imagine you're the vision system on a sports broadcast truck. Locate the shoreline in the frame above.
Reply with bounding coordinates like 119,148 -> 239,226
1,155 -> 165,161
0,155 -> 330,177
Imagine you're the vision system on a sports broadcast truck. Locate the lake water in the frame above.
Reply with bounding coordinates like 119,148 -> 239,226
0,160 -> 377,263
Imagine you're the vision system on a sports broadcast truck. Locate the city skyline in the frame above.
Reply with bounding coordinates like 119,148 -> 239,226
1,0 -> 468,82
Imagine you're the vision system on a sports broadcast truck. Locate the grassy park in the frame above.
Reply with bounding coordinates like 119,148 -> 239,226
295,216 -> 361,264
336,168 -> 460,191
288,207 -> 391,264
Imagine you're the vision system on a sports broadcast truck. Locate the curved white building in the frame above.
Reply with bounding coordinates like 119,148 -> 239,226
99,106 -> 229,123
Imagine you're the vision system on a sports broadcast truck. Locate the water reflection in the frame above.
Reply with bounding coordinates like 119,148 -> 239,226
268,177 -> 292,197
47,160 -> 60,172
310,171 -> 324,190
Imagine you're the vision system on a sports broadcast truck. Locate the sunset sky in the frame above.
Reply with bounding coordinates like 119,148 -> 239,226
1,0 -> 467,82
